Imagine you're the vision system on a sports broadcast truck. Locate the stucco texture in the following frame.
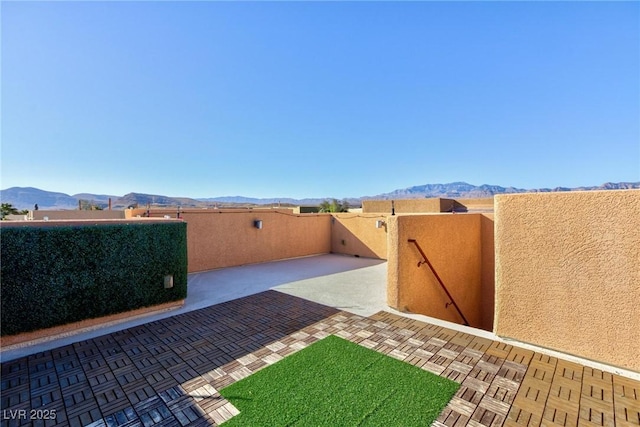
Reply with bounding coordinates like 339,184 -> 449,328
457,198 -> 495,212
32,210 -> 125,220
480,214 -> 495,330
363,199 -> 455,214
183,210 -> 332,272
330,213 -> 388,259
387,214 -> 494,330
494,190 -> 640,371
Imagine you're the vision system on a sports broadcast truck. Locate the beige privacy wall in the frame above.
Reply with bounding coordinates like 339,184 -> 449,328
387,214 -> 495,330
330,213 -> 388,259
363,198 -> 457,214
494,190 -> 640,371
32,210 -> 126,220
128,209 -> 332,272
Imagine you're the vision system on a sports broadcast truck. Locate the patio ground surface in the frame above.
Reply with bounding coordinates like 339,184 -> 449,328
1,255 -> 638,427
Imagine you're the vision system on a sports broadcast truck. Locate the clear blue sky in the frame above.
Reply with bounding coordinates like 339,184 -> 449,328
2,1 -> 639,199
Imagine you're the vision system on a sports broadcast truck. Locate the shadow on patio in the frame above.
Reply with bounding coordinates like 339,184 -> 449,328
0,255 -> 385,426
1,255 -> 638,427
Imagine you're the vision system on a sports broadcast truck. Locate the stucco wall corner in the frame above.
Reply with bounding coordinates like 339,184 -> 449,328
386,215 -> 401,310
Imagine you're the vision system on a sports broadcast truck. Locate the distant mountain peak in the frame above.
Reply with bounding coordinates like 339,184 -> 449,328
370,181 -> 639,200
1,181 -> 638,210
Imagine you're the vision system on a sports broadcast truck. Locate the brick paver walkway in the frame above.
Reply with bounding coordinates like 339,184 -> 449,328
1,291 -> 638,426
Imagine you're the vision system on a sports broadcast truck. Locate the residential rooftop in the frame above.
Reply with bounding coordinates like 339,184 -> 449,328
1,190 -> 638,426
1,255 -> 638,427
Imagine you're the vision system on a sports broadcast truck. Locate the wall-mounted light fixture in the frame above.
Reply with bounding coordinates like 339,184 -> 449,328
375,220 -> 386,229
164,275 -> 174,289
254,220 -> 263,229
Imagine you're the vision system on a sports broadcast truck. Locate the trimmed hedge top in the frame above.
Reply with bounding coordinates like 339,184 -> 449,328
1,222 -> 187,336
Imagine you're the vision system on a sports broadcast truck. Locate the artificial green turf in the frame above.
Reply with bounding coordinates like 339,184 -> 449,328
219,335 -> 460,426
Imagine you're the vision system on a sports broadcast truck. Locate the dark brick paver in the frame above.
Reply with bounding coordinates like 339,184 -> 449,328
1,291 -> 638,427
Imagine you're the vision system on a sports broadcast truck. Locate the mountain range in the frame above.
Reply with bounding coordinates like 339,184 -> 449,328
1,181 -> 638,211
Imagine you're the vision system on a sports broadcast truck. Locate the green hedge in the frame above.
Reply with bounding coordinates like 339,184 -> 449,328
0,222 -> 188,336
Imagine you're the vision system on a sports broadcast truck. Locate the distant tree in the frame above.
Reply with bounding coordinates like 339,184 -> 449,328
1,203 -> 20,220
318,199 -> 350,213
79,200 -> 104,210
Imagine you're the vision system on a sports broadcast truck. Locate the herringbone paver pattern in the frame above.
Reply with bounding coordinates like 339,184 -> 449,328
1,291 -> 638,426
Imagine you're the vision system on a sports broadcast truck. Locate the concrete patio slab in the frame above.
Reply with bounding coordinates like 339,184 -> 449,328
0,254 -> 385,362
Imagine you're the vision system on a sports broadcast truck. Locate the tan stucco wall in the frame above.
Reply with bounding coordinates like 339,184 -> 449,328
494,190 -> 640,371
480,214 -> 495,331
362,198 -> 456,214
330,213 -> 388,259
457,198 -> 495,212
387,214 -> 489,329
145,209 -> 332,272
31,210 -> 126,220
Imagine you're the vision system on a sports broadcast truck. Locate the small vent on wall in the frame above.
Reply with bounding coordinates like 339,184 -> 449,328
164,275 -> 174,289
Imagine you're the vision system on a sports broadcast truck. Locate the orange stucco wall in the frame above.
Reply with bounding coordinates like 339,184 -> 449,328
133,209 -> 332,272
480,214 -> 495,331
330,213 -> 388,259
494,190 -> 640,372
387,214 -> 493,330
126,208 -> 387,271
